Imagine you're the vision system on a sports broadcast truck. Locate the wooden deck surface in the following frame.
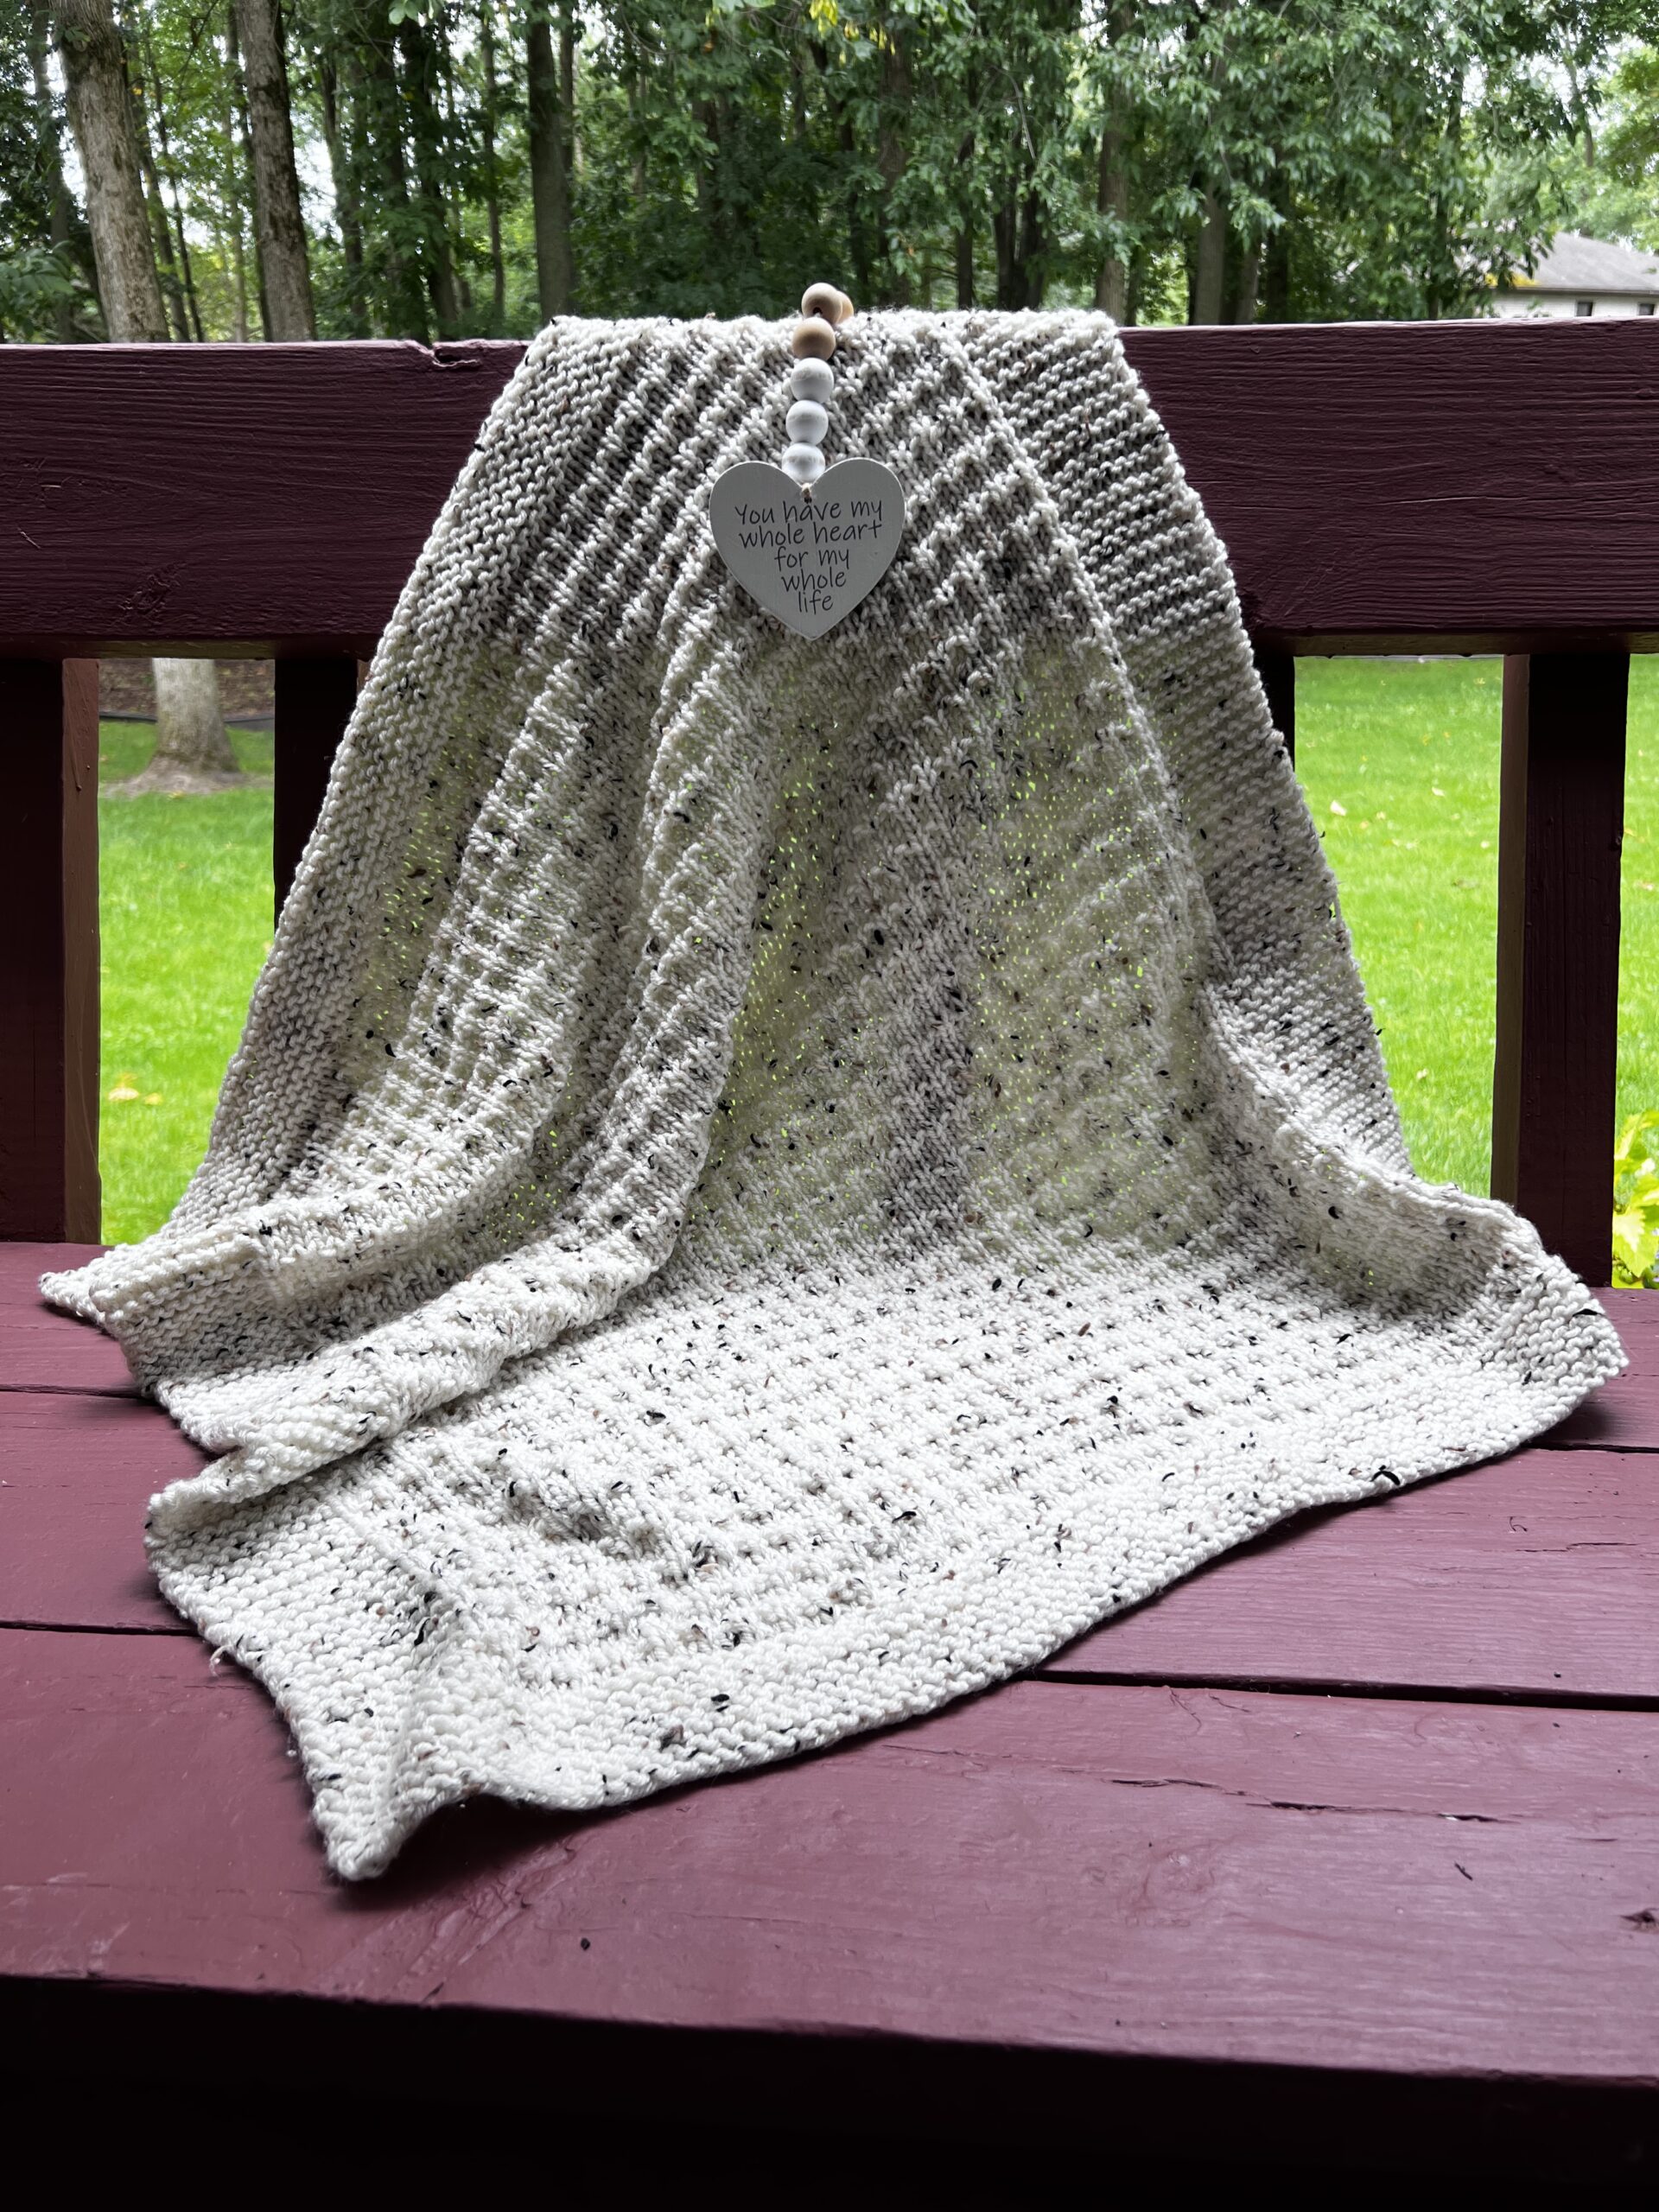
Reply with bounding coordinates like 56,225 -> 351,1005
4,1241 -> 1658,2175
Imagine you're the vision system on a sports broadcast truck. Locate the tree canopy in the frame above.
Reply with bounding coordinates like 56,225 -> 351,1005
3,0 -> 1657,342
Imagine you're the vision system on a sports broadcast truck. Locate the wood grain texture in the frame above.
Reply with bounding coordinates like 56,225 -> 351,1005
1,323 -> 1657,654
0,661 -> 100,1240
0,1243 -> 134,1392
3,1628 -> 1656,2088
0,1390 -> 199,1631
0,1264 -> 1651,1671
1044,1446 -> 1659,1700
274,656 -> 358,910
1126,319 -> 1659,650
10,1399 -> 1659,1697
1491,652 -> 1628,1281
1549,1288 -> 1659,1449
0,341 -> 519,657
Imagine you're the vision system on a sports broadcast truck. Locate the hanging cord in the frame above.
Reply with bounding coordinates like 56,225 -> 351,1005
783,283 -> 856,497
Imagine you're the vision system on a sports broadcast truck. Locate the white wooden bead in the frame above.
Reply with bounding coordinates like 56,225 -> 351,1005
790,359 -> 834,405
782,442 -> 825,486
786,400 -> 829,447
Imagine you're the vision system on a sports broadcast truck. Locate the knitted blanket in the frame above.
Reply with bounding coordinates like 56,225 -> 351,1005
46,312 -> 1623,1879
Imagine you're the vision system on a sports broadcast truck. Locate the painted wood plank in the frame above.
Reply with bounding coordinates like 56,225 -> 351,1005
274,657 -> 359,912
1251,640 -> 1295,763
2,1291 -> 1656,1695
0,1390 -> 199,1632
3,1629 -> 1656,2088
3,1263 -> 1649,1427
2,1385 -> 1656,1700
1551,1289 -> 1659,1449
4,1251 -> 1648,1431
0,661 -> 99,1240
1,1265 -> 1652,1699
1491,652 -> 1628,1284
1130,322 -> 1659,652
2,323 -> 1657,656
0,1244 -> 135,1394
1045,1446 -> 1659,1699
0,341 -> 519,658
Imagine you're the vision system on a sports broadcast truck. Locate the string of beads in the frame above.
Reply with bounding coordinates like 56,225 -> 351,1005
782,281 -> 855,489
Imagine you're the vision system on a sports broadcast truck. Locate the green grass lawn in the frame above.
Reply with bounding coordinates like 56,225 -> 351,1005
94,661 -> 1659,1242
97,718 -> 273,1244
1294,657 -> 1659,1195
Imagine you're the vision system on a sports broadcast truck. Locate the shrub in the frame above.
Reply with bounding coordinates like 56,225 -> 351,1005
1613,1111 -> 1659,1288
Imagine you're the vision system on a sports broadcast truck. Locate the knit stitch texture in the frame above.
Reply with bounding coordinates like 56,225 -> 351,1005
46,311 -> 1624,1878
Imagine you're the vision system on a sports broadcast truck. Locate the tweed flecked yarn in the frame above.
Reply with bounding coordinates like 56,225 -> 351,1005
45,312 -> 1623,1879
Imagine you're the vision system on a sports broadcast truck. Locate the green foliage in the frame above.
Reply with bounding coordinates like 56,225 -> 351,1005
5,1 -> 1653,339
1613,1109 -> 1659,1287
0,236 -> 77,334
0,0 -> 99,337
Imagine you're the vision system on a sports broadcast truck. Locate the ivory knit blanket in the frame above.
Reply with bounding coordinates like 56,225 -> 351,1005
47,312 -> 1623,1878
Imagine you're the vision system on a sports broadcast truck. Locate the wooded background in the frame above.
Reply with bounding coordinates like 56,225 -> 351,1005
4,2 -> 1659,349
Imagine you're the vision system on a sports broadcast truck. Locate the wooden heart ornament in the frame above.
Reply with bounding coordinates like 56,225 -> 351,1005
710,459 -> 906,639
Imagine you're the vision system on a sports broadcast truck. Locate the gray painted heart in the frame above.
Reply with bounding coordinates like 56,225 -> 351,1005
710,459 -> 906,639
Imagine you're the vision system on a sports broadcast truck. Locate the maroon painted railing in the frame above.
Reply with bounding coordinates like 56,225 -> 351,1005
1,322 -> 1656,1276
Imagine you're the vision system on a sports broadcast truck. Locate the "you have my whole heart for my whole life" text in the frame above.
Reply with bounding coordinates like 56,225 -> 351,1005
728,490 -> 888,620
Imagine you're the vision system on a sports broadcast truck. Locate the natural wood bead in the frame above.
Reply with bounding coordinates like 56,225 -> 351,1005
831,289 -> 855,324
791,316 -> 838,360
800,283 -> 844,326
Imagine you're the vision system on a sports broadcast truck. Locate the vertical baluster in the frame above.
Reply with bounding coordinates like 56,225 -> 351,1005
1253,642 -> 1296,764
274,658 -> 359,915
0,658 -> 100,1241
1491,652 -> 1628,1285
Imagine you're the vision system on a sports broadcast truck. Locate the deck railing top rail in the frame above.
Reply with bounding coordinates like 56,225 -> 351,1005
2,321 -> 1657,658
1,321 -> 1656,1281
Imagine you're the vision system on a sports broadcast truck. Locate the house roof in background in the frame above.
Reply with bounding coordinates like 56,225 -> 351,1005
1509,230 -> 1659,296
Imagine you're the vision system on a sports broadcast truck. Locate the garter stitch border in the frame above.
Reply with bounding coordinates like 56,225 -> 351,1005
45,311 -> 1624,1878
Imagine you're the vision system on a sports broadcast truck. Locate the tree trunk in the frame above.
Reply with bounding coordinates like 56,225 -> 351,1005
53,0 -> 168,342
1192,189 -> 1225,324
992,192 -> 1016,308
1017,189 -> 1046,310
1261,173 -> 1290,323
233,0 -> 315,340
317,54 -> 367,335
480,2 -> 505,328
623,27 -> 646,204
954,121 -> 976,308
130,72 -> 190,340
111,658 -> 242,796
134,2 -> 204,340
397,15 -> 461,336
27,0 -> 78,340
217,39 -> 251,341
1232,248 -> 1260,324
224,3 -> 272,338
877,26 -> 910,305
1095,123 -> 1129,320
560,8 -> 575,183
838,101 -> 875,303
1093,1 -> 1131,321
526,12 -> 572,317
359,25 -> 423,340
